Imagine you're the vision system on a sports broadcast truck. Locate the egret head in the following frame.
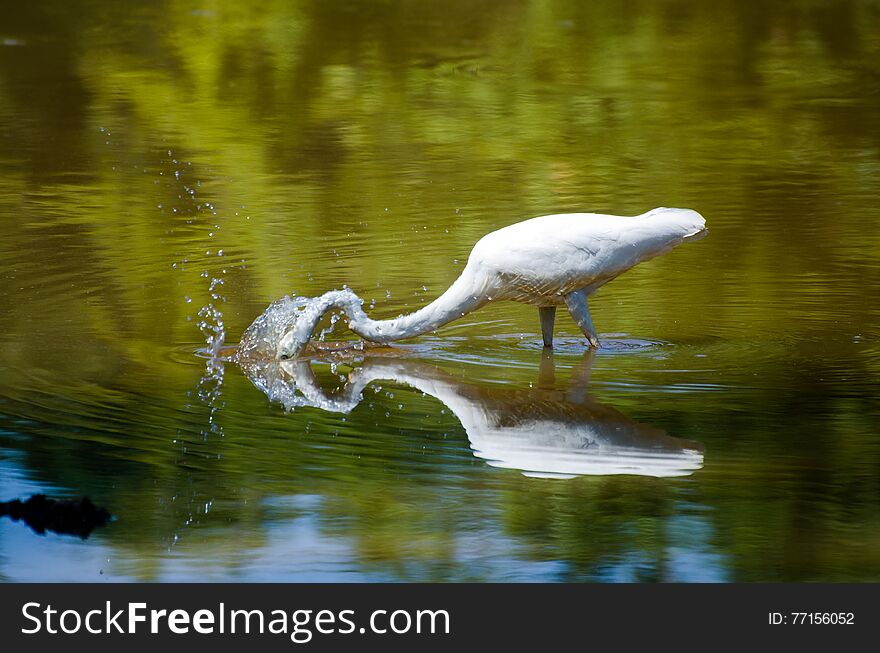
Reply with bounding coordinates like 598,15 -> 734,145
237,294 -> 315,362
278,327 -> 307,360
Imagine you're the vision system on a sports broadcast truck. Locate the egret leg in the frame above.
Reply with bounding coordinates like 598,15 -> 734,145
538,348 -> 556,388
538,306 -> 556,348
564,289 -> 600,349
566,349 -> 596,404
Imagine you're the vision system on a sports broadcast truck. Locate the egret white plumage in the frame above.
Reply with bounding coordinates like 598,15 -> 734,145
260,207 -> 707,359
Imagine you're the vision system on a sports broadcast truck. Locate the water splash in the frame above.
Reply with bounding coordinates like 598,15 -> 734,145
237,293 -> 315,360
318,311 -> 342,342
160,147 -> 230,442
196,349 -> 225,437
159,147 -> 228,364
236,286 -> 386,363
237,358 -> 353,413
165,148 -> 230,548
198,302 -> 225,359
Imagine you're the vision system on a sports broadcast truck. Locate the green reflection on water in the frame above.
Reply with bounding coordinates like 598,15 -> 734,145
0,0 -> 879,581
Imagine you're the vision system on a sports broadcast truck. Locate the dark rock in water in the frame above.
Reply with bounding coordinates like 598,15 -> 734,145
0,494 -> 112,539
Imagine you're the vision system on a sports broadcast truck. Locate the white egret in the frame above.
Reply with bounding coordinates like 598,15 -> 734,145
262,207 -> 707,359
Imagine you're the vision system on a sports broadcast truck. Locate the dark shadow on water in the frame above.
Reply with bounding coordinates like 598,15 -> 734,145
0,494 -> 112,539
238,348 -> 705,479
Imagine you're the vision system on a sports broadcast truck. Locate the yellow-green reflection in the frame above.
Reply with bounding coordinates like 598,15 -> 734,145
0,0 -> 879,581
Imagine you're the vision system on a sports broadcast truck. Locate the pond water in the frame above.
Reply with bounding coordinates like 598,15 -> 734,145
1,0 -> 879,582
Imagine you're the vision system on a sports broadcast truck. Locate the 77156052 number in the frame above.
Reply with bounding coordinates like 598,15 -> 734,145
769,612 -> 854,625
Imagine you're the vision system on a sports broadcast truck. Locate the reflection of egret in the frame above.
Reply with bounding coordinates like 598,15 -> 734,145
238,350 -> 704,479
241,208 -> 707,360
